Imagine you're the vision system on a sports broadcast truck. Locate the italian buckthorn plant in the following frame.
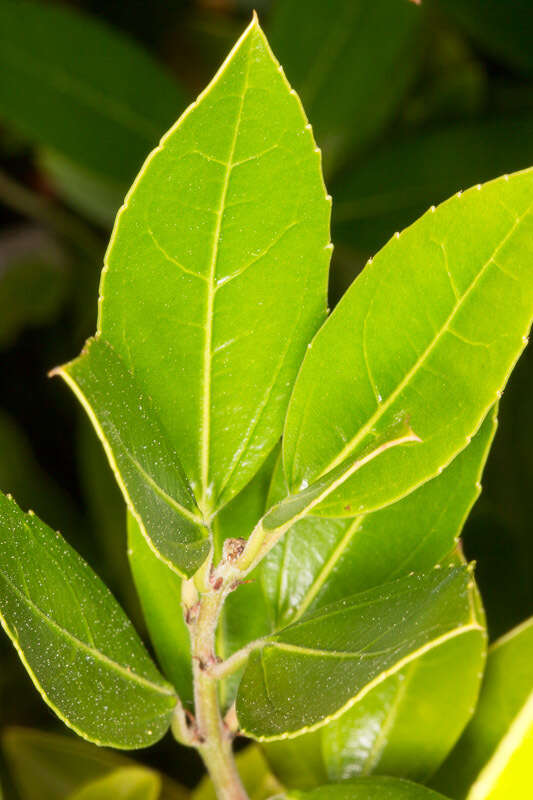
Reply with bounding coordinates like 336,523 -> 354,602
0,12 -> 532,800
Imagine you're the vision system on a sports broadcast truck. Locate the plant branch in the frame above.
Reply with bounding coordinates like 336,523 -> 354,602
185,580 -> 248,800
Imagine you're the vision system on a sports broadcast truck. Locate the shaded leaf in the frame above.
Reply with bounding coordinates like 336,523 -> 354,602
286,777 -> 450,799
284,169 -> 533,518
55,337 -> 209,577
0,0 -> 186,184
94,16 -> 331,516
261,407 -> 496,628
433,617 -> 533,799
332,116 -> 533,257
269,0 -> 424,173
0,492 -> 176,748
437,0 -> 533,77
2,727 -> 186,800
127,511 -> 193,705
69,767 -> 161,800
237,566 -> 481,739
0,227 -> 68,349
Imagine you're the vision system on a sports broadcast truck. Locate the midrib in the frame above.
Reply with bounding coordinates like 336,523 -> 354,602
317,201 -> 531,480
199,42 -> 252,512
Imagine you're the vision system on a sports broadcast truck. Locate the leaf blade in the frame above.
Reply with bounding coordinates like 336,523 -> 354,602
97,16 -> 331,514
236,567 -> 481,739
284,169 -> 533,517
0,492 -> 176,748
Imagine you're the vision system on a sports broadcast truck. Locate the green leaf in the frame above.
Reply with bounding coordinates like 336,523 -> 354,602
68,767 -> 161,800
93,16 -> 331,517
437,0 -> 533,77
55,337 -> 210,577
286,777 -> 450,799
0,0 -> 186,185
284,169 -> 533,518
433,617 -> 533,799
332,116 -> 533,257
0,227 -> 68,349
236,566 -> 481,739
264,625 -> 485,787
0,492 -> 176,748
127,511 -> 193,705
261,407 -> 496,628
2,728 -> 186,800
193,745 -> 282,800
268,0 -> 424,173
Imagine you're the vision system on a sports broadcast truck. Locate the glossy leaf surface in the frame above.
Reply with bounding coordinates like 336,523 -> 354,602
0,492 -> 176,748
0,0 -> 185,184
433,617 -> 533,799
264,626 -> 485,786
286,777 -> 449,799
56,337 -> 209,577
262,408 -> 496,627
69,767 -> 161,800
2,728 -> 186,800
284,169 -> 533,517
97,16 -> 331,516
127,512 -> 193,705
269,0 -> 424,172
237,567 -> 480,739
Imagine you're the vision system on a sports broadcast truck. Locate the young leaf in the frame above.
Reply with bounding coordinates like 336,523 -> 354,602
0,492 -> 176,748
68,767 -> 161,800
269,0 -> 424,172
432,617 -> 533,799
284,169 -> 533,518
0,0 -> 186,185
261,407 -> 496,628
236,566 -> 481,739
93,15 -> 331,516
127,512 -> 193,705
55,337 -> 209,577
2,728 -> 186,800
286,777 -> 450,799
263,620 -> 485,786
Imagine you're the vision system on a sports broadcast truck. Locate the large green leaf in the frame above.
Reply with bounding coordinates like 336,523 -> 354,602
2,728 -> 186,800
55,337 -> 209,577
286,777 -> 450,799
0,492 -> 176,748
127,511 -> 193,705
284,169 -> 533,518
0,0 -> 185,185
236,566 -> 481,739
433,617 -> 533,799
261,407 -> 496,628
264,625 -> 485,787
93,16 -> 331,517
69,768 -> 161,800
268,0 -> 424,173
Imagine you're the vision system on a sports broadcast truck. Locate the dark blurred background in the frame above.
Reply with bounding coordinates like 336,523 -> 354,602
0,0 -> 532,795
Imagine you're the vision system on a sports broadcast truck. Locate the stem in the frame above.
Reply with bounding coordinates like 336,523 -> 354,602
191,589 -> 248,800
